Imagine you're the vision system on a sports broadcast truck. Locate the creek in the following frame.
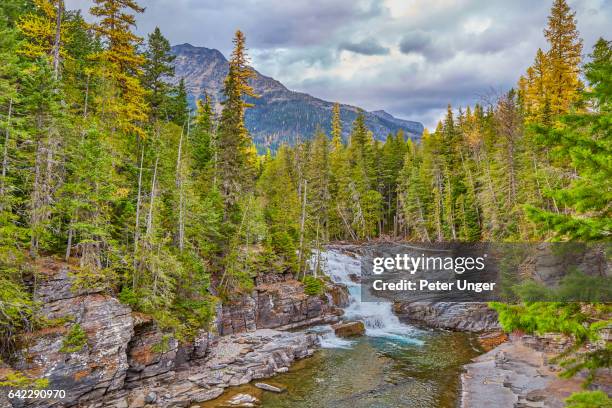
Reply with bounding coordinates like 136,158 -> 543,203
203,249 -> 481,408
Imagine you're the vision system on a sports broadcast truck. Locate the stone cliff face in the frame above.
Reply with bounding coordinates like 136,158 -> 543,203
218,271 -> 348,335
3,260 -> 345,407
11,260 -> 134,407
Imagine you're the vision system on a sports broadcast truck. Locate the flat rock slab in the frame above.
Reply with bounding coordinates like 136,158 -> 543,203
254,382 -> 285,393
461,340 -> 583,408
228,392 -> 259,405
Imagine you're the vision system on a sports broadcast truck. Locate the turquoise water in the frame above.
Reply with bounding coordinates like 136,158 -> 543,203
203,329 -> 480,408
257,329 -> 479,408
202,249 -> 482,407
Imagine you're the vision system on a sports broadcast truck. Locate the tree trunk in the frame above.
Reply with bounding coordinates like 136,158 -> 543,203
297,180 -> 308,279
1,98 -> 12,200
133,144 -> 145,278
52,0 -> 64,80
65,218 -> 73,260
146,154 -> 159,236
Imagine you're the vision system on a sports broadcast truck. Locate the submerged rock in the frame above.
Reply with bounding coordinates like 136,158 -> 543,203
228,393 -> 259,406
254,382 -> 285,393
332,321 -> 366,337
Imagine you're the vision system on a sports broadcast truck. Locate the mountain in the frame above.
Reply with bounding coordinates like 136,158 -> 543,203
170,43 -> 424,149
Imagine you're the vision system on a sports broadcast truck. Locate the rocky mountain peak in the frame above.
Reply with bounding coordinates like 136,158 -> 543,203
170,44 -> 424,150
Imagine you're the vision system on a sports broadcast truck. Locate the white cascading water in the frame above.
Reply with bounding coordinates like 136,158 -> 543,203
312,249 -> 422,348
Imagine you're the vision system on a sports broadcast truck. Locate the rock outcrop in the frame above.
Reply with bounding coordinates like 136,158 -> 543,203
526,243 -> 610,287
461,337 -> 582,408
83,329 -> 318,408
3,260 -> 326,408
218,278 -> 347,335
125,315 -> 181,384
393,301 -> 500,332
462,333 -> 612,408
11,261 -> 133,407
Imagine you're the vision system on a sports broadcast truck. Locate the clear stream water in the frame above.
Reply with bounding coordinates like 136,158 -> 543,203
203,249 -> 481,408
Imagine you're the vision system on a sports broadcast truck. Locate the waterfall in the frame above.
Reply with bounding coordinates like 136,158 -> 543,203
314,248 -> 423,347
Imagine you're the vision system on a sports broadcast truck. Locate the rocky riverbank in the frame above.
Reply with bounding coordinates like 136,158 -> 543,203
83,329 -> 318,408
461,334 -> 599,408
1,259 -> 347,408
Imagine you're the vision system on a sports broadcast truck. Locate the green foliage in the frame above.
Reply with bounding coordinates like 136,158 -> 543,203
170,297 -> 216,341
0,278 -> 37,355
526,38 -> 611,240
216,30 -> 258,209
151,334 -> 172,354
60,323 -> 88,353
303,276 -> 324,296
0,368 -> 49,389
118,286 -> 139,307
565,391 -> 612,408
0,1 -> 610,395
509,271 -> 612,303
142,26 -> 175,121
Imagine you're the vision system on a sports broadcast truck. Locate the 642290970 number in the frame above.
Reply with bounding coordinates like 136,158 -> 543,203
8,389 -> 65,399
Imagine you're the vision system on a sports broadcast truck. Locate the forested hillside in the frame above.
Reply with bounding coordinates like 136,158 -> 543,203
0,0 -> 610,400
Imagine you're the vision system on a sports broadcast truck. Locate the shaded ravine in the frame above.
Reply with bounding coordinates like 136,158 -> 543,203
202,249 -> 482,408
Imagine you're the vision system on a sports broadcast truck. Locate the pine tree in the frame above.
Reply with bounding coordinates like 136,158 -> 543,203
544,0 -> 583,117
328,105 -> 353,239
526,39 -> 611,240
142,27 -> 175,121
380,131 -> 407,234
216,30 -> 258,211
331,102 -> 342,147
191,94 -> 215,175
258,145 -> 300,270
16,4 -> 69,256
398,142 -> 431,241
305,129 -> 331,240
170,78 -> 189,127
519,49 -> 552,124
348,111 -> 375,189
17,0 -> 66,78
90,0 -> 148,139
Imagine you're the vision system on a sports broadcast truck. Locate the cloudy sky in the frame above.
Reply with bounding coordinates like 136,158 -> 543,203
66,0 -> 611,129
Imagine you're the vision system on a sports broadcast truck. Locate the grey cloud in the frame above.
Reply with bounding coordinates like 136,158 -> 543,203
399,31 -> 455,62
339,38 -> 389,55
399,31 -> 431,54
65,0 -> 612,130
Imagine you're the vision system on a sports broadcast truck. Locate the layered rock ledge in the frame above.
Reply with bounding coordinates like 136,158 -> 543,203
218,272 -> 348,335
2,260 -> 339,408
461,334 -> 611,408
393,301 -> 500,332
84,329 -> 318,408
461,337 -> 581,408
